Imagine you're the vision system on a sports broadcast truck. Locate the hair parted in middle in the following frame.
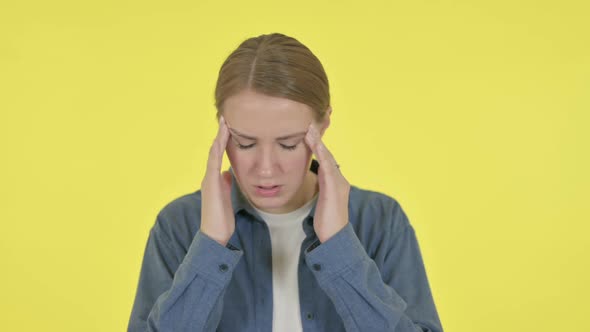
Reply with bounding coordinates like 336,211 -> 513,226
214,33 -> 331,123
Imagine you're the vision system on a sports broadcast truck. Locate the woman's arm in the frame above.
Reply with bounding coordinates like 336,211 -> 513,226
303,203 -> 443,332
127,213 -> 243,332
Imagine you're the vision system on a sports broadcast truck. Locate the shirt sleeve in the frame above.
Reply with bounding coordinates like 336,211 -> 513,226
127,213 -> 243,332
303,208 -> 443,332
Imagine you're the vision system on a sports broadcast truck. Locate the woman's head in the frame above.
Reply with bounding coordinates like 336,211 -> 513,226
215,32 -> 330,123
214,33 -> 332,213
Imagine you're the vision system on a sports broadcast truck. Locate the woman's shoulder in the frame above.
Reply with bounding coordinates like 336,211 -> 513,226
150,190 -> 203,247
158,189 -> 203,219
349,184 -> 411,234
349,184 -> 405,215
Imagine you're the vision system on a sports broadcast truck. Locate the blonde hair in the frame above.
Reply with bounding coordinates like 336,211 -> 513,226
214,33 -> 331,123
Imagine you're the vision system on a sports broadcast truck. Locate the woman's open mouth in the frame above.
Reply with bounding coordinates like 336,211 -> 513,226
255,185 -> 281,197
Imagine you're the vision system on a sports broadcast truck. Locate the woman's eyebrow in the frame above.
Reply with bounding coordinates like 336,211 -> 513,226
228,128 -> 307,140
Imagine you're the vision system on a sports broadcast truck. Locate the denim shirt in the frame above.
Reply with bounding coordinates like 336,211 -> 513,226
127,159 -> 443,332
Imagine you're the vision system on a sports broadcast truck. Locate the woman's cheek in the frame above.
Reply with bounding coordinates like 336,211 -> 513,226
286,148 -> 311,171
226,147 -> 256,173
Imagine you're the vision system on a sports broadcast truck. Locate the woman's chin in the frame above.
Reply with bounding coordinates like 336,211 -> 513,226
250,196 -> 285,211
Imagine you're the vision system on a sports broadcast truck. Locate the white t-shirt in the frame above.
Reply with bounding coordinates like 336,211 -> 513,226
252,193 -> 318,332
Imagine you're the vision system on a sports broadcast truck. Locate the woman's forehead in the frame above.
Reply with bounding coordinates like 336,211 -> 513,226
223,90 -> 314,119
223,90 -> 315,139
228,125 -> 309,141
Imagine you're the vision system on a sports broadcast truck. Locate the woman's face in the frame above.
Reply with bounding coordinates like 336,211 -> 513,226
222,89 -> 327,214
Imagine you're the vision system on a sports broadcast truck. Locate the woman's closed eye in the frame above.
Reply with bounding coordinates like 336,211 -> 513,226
235,142 -> 254,149
234,141 -> 298,151
280,143 -> 298,151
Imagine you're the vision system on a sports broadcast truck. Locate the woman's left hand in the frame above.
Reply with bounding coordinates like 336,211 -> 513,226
304,123 -> 351,243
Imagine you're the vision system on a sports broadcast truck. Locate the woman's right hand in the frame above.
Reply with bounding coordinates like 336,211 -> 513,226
199,115 -> 235,247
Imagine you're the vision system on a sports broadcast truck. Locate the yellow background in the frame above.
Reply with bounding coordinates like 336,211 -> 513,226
1,0 -> 588,331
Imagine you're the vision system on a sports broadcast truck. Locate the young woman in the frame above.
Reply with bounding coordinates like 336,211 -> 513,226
128,33 -> 443,332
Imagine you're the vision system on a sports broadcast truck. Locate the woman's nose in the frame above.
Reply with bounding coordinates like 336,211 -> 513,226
255,147 -> 277,177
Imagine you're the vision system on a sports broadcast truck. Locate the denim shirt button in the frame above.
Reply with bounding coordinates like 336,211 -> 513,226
312,263 -> 322,271
306,312 -> 315,320
219,263 -> 229,272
